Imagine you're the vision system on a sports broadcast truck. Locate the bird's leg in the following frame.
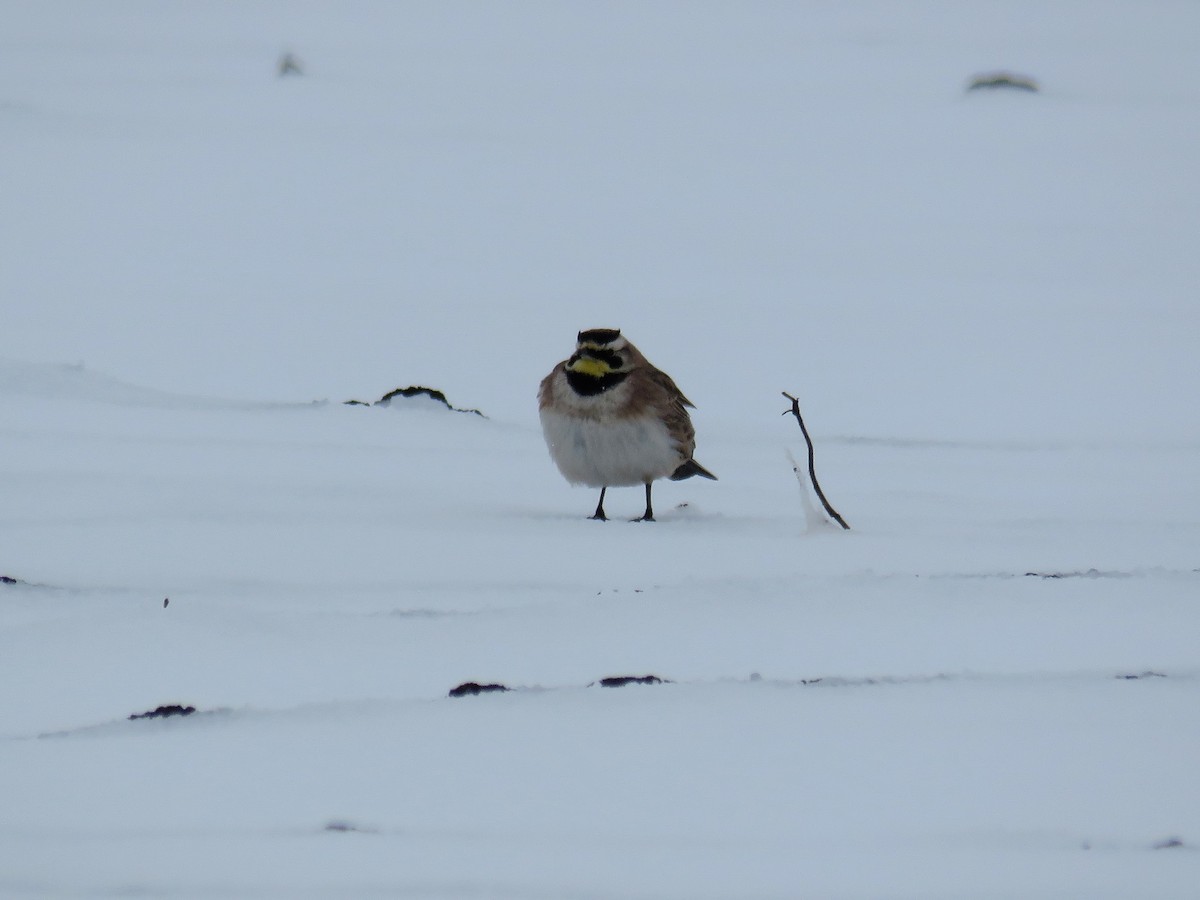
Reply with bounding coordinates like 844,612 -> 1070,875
635,483 -> 655,522
589,487 -> 608,521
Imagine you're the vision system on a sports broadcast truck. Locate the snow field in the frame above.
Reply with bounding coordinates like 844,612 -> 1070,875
3,1 -> 1200,897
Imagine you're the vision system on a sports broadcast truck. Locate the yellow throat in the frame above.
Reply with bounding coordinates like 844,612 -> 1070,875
567,356 -> 613,378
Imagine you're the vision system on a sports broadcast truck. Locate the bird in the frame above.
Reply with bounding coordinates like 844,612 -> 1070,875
538,328 -> 717,521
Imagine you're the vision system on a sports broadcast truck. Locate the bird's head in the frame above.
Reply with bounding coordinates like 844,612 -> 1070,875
565,328 -> 633,394
568,328 -> 632,376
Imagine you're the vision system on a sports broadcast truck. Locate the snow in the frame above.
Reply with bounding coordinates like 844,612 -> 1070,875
2,2 -> 1199,897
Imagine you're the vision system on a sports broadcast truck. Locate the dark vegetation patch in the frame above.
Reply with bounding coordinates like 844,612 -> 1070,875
324,820 -> 377,834
967,71 -> 1039,93
277,52 -> 303,77
129,704 -> 196,720
923,568 -> 1196,581
345,385 -> 484,417
1023,569 -> 1132,580
594,675 -> 669,688
1153,837 -> 1186,850
448,682 -> 510,698
388,607 -> 459,619
448,675 -> 675,695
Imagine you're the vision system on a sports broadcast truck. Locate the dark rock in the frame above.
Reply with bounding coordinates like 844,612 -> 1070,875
1,575 -> 22,585
1153,837 -> 1185,850
129,704 -> 197,720
448,682 -> 510,698
596,675 -> 668,688
1117,671 -> 1167,680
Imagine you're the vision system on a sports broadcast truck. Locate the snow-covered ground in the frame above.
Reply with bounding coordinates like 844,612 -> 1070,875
2,2 -> 1198,897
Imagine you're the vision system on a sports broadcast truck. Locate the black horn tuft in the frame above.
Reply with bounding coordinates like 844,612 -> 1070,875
577,328 -> 622,346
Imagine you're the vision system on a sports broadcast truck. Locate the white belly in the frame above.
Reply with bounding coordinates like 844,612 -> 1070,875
540,408 -> 683,488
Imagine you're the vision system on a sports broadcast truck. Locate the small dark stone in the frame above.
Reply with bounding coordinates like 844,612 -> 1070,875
448,682 -> 510,698
1117,671 -> 1167,680
0,575 -> 21,585
129,704 -> 197,720
597,675 -> 667,688
163,597 -> 169,608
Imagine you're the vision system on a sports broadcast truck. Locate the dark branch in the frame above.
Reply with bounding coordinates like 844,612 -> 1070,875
781,392 -> 850,530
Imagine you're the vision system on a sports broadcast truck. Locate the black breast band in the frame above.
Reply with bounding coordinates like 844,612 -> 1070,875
567,370 -> 629,396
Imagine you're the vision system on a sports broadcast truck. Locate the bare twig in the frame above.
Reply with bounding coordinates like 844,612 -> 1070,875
782,392 -> 850,530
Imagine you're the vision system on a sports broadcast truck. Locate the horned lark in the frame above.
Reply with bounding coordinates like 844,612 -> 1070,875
538,328 -> 717,521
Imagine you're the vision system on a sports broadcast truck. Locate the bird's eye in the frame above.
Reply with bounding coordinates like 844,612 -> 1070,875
591,349 -> 622,370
